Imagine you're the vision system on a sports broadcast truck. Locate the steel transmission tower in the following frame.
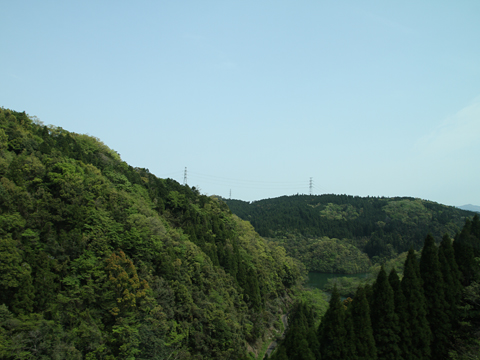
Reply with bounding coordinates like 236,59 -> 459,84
183,167 -> 187,185
309,177 -> 313,195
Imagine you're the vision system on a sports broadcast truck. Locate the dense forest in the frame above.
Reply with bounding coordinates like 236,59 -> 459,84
2,106 -> 479,360
0,108 -> 310,359
269,217 -> 480,359
225,195 -> 475,271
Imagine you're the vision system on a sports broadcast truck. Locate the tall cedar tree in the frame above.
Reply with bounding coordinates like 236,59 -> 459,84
318,285 -> 347,359
438,234 -> 462,325
420,234 -> 449,359
388,269 -> 410,360
306,326 -> 321,360
245,266 -> 262,310
401,248 -> 431,360
370,266 -> 401,360
274,302 -> 318,360
303,302 -> 322,360
344,304 -> 357,359
283,303 -> 310,359
454,216 -> 480,286
270,346 -> 288,360
471,214 -> 480,240
350,286 -> 377,360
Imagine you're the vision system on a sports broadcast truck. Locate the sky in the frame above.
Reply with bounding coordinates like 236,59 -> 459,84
2,1 -> 480,207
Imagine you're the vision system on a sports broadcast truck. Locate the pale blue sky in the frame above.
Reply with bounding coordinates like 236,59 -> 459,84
2,1 -> 480,206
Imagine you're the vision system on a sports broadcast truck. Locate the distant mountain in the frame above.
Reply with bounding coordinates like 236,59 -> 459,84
459,204 -> 480,212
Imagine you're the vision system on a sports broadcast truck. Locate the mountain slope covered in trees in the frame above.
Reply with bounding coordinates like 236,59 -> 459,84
270,217 -> 480,359
0,107 -> 307,359
225,195 -> 475,270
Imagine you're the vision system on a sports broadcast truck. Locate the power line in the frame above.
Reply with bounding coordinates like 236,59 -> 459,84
157,168 -> 325,195
187,170 -> 307,185
189,170 -> 306,183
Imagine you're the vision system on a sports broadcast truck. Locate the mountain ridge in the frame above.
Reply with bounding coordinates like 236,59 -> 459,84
0,107 -> 308,359
459,204 -> 480,212
224,194 -> 475,271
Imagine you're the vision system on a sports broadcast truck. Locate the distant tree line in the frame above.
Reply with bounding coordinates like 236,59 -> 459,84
226,195 -> 474,265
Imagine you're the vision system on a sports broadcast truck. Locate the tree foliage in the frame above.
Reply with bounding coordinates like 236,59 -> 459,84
226,194 -> 474,264
0,107 -> 304,359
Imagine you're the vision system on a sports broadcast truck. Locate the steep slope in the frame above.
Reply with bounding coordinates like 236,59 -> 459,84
0,108 -> 304,359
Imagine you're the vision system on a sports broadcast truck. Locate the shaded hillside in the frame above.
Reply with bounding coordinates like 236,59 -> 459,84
0,108 -> 306,359
225,194 -> 475,261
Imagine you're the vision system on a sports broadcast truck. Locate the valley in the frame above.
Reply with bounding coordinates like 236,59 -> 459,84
1,107 -> 479,359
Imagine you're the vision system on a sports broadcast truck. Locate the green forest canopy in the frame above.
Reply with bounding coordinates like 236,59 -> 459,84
0,107 -> 310,359
225,195 -> 475,272
270,219 -> 480,360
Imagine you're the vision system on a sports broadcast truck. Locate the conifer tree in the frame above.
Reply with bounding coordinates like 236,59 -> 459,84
364,283 -> 374,305
370,266 -> 400,360
454,218 -> 477,286
420,234 -> 449,359
350,286 -> 376,360
401,248 -> 431,360
471,214 -> 480,240
284,303 -> 309,359
270,346 -> 288,360
439,234 -> 462,325
245,266 -> 262,310
281,302 -> 320,360
306,326 -> 321,360
388,269 -> 410,360
297,339 -> 316,360
344,308 -> 357,360
318,285 -> 346,359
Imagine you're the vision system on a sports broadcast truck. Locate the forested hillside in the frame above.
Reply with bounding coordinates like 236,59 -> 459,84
270,217 -> 480,360
0,108 -> 307,359
226,195 -> 475,269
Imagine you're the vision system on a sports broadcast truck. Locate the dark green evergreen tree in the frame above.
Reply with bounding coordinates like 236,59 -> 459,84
388,269 -> 410,360
454,218 -> 478,286
318,285 -> 346,359
439,233 -> 462,325
297,339 -> 316,360
370,266 -> 400,360
420,234 -> 449,359
350,286 -> 376,360
270,346 -> 288,360
344,307 -> 357,360
364,283 -> 374,305
283,303 -> 309,359
306,326 -> 321,360
471,214 -> 480,241
245,266 -> 262,310
401,248 -> 431,360
279,301 -> 320,360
